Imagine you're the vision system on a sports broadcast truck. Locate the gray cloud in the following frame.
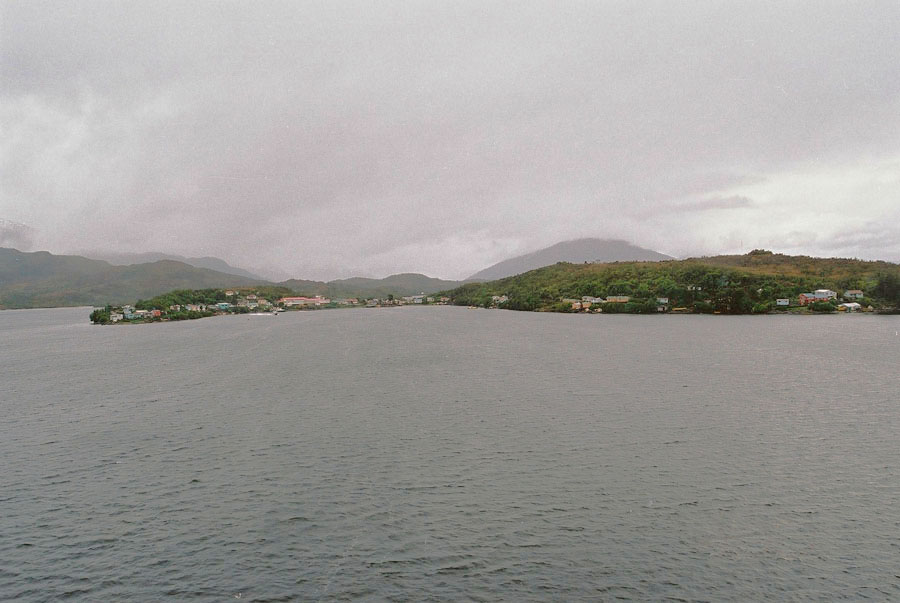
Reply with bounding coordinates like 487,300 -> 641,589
0,219 -> 36,250
2,1 -> 899,279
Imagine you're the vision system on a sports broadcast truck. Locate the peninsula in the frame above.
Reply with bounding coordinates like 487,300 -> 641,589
443,250 -> 900,314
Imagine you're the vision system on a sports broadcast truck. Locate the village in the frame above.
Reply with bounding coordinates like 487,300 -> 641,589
92,290 -> 453,323
559,288 -> 873,313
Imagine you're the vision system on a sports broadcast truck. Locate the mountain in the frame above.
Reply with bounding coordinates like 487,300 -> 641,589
0,248 -> 462,308
468,238 -> 673,281
0,248 -> 262,309
327,273 -> 462,297
280,273 -> 463,299
82,251 -> 264,280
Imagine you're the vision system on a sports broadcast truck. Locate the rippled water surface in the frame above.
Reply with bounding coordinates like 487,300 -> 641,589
2,306 -> 899,601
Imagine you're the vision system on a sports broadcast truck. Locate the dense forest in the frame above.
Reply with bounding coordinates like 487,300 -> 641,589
444,251 -> 900,314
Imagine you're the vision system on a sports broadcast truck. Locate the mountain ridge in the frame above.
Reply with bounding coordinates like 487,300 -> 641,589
0,248 -> 463,308
80,251 -> 265,281
0,248 -> 263,309
468,238 -> 672,281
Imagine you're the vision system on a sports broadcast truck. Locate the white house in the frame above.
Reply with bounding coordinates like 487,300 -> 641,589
776,298 -> 790,306
279,296 -> 330,307
844,290 -> 864,300
839,302 -> 862,312
813,289 -> 837,300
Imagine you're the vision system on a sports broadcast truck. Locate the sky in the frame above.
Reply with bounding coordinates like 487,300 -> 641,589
2,1 -> 899,280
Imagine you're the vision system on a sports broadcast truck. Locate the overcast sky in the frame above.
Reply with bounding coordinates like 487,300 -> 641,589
2,1 -> 899,280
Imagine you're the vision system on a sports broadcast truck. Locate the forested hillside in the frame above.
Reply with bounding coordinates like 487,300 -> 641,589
446,251 -> 900,313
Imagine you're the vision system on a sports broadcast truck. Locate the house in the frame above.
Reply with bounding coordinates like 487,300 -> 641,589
225,290 -> 235,296
109,312 -> 123,323
571,301 -> 582,310
606,295 -> 630,303
150,309 -> 162,318
366,299 -> 378,307
278,296 -> 330,307
776,298 -> 790,306
839,302 -> 862,312
491,295 -> 508,304
799,290 -> 837,305
216,302 -> 232,310
844,290 -> 864,300
657,297 -> 669,305
246,294 -> 258,301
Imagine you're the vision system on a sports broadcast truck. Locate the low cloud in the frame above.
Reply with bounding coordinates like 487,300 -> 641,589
2,3 -> 899,278
673,196 -> 755,213
0,219 -> 36,251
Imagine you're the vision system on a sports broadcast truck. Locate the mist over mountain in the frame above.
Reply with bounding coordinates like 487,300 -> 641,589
82,251 -> 264,281
0,219 -> 36,251
468,239 -> 673,281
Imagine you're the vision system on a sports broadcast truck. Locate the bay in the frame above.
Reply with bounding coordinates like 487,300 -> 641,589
1,306 -> 899,601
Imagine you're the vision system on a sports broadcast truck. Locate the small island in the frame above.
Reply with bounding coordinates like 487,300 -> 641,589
89,287 -> 451,324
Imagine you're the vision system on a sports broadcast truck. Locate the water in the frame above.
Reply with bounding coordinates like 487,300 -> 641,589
1,306 -> 899,601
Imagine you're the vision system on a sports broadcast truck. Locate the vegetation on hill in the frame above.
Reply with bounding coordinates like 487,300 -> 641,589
133,286 -> 294,311
445,250 -> 900,313
279,273 -> 462,299
1,248 -> 455,309
0,248 -> 261,309
468,238 -> 672,281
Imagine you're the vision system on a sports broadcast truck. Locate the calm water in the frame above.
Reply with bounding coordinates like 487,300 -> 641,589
1,306 -> 899,601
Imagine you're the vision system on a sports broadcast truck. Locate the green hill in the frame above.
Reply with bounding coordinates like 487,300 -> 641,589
280,273 -> 462,299
468,238 -> 672,280
0,248 -> 463,309
0,248 -> 262,308
445,250 -> 900,313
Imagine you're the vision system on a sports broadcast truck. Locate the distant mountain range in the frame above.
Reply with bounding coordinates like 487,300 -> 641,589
81,251 -> 264,281
1,238 -> 676,309
279,273 -> 463,300
468,238 -> 672,281
0,248 -> 263,309
0,248 -> 463,309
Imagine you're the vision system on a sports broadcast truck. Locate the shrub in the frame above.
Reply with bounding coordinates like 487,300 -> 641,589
693,301 -> 715,314
751,302 -> 772,314
809,301 -> 836,312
